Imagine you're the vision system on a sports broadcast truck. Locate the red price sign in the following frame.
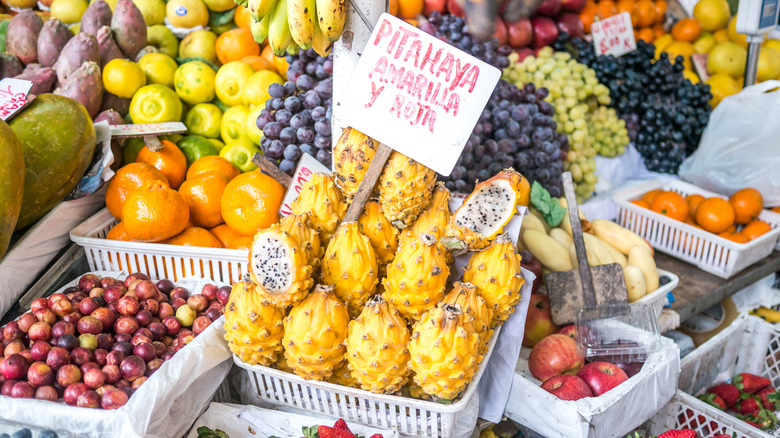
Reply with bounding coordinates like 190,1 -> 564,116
591,12 -> 637,57
0,79 -> 33,121
279,153 -> 330,216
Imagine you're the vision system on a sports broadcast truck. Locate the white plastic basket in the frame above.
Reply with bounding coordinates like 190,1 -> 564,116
635,269 -> 679,318
234,327 -> 500,438
612,179 -> 780,278
70,209 -> 249,283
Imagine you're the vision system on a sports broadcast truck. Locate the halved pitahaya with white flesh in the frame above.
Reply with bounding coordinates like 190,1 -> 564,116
443,169 -> 524,253
248,226 -> 314,308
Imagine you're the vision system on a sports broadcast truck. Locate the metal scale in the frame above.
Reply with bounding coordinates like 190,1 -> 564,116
737,0 -> 780,85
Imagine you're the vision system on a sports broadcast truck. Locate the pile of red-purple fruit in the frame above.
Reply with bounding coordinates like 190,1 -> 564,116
0,273 -> 230,410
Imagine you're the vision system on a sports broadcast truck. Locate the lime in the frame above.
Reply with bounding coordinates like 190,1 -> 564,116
245,103 -> 265,145
179,30 -> 218,65
184,103 -> 223,138
129,84 -> 183,123
123,137 -> 146,164
103,59 -> 147,99
208,138 -> 225,151
220,138 -> 260,172
177,134 -> 219,166
166,0 -> 209,28
242,70 -> 283,107
220,104 -> 251,144
215,61 -> 255,107
175,61 -> 216,105
51,0 -> 88,24
138,53 -> 178,88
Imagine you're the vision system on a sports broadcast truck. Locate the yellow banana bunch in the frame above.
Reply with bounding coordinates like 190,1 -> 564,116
246,0 -> 344,55
315,0 -> 346,42
288,0 -> 316,49
268,0 -> 292,56
247,0 -> 277,21
311,14 -> 333,57
250,11 -> 273,44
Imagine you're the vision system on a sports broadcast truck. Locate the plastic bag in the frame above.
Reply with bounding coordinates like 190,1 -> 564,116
679,80 -> 780,206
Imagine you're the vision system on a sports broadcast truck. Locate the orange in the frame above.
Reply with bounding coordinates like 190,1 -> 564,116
631,199 -> 650,208
653,22 -> 666,38
517,173 -> 531,206
636,0 -> 656,27
617,0 -> 639,24
221,170 -> 285,235
637,27 -> 655,43
597,0 -> 618,19
187,155 -> 241,181
580,2 -> 598,33
105,162 -> 169,219
179,171 -> 230,228
216,28 -> 260,65
122,180 -> 190,242
654,0 -> 667,22
210,223 -> 241,248
718,230 -> 749,243
772,206 -> 780,214
651,191 -> 689,221
136,140 -> 187,190
234,4 -> 251,30
229,235 -> 253,250
695,197 -> 735,234
672,18 -> 702,42
686,194 -> 705,219
241,55 -> 275,72
742,220 -> 772,241
261,45 -> 288,77
729,188 -> 763,224
397,0 -> 422,19
163,226 -> 222,248
106,222 -> 132,241
641,189 -> 663,206
388,0 -> 398,16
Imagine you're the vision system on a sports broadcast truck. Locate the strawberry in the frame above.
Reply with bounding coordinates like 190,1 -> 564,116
708,435 -> 733,438
658,430 -> 696,438
733,395 -> 761,415
707,383 -> 740,408
698,393 -> 727,410
317,426 -> 355,438
757,386 -> 780,410
369,435 -> 384,438
738,409 -> 776,430
333,419 -> 351,432
733,373 -> 772,394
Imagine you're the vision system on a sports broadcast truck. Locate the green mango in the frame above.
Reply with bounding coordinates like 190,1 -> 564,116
10,94 -> 97,230
0,119 -> 24,258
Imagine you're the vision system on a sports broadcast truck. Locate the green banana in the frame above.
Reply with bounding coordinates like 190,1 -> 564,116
268,0 -> 292,56
247,0 -> 277,21
287,40 -> 301,55
311,13 -> 332,57
315,0 -> 345,42
250,12 -> 273,44
288,0 -> 315,49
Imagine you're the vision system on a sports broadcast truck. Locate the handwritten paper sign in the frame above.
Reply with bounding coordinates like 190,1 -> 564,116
342,13 -> 501,176
0,79 -> 33,121
591,12 -> 637,57
279,153 -> 331,217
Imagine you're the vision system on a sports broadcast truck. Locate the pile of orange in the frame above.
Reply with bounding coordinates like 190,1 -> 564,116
581,0 -> 667,42
632,187 -> 774,244
104,143 -> 285,250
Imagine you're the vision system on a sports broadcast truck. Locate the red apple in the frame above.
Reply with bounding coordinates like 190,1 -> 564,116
141,299 -> 159,315
35,385 -> 58,401
562,0 -> 587,13
423,0 -> 445,16
30,341 -> 51,362
537,0 -> 562,15
528,334 -> 584,382
541,374 -> 594,400
135,280 -> 157,300
79,297 -> 100,316
520,251 -> 543,293
77,390 -> 101,408
531,16 -> 558,48
556,324 -> 577,339
446,0 -> 464,17
192,316 -> 212,335
155,279 -> 174,294
27,362 -> 55,388
103,364 -> 121,383
1,354 -> 29,380
78,274 -> 100,291
34,309 -> 56,325
4,341 -> 23,357
51,299 -> 73,317
523,294 -> 558,347
47,293 -> 67,309
64,382 -> 89,405
84,368 -> 106,389
493,16 -> 509,46
30,298 -> 49,313
557,12 -> 584,38
57,364 -> 82,387
46,347 -> 71,370
576,362 -> 629,396
507,18 -> 533,48
11,381 -> 35,398
17,313 -> 37,333
101,387 -> 129,409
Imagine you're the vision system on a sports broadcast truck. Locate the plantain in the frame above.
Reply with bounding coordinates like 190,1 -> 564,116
288,0 -> 315,49
315,0 -> 345,42
247,0 -> 277,21
268,0 -> 292,56
250,12 -> 273,44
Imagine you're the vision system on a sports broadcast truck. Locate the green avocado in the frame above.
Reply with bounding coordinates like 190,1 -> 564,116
9,94 -> 97,230
0,119 -> 24,258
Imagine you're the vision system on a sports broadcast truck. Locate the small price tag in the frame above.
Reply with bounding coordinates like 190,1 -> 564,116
691,53 -> 710,82
109,122 -> 188,138
0,78 -> 33,121
279,153 -> 331,217
591,12 -> 637,57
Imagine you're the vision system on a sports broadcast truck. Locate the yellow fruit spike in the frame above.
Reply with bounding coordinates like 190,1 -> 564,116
278,213 -> 322,268
321,222 -> 379,317
358,201 -> 399,275
401,182 -> 451,246
442,282 -> 493,355
291,173 -> 347,245
379,151 -> 437,227
224,281 -> 286,366
333,127 -> 379,201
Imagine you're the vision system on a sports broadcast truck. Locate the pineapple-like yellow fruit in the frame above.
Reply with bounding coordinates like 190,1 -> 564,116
358,201 -> 399,276
271,353 -> 296,374
382,233 -> 449,321
379,151 -> 436,226
405,376 -> 432,400
321,222 -> 379,317
224,281 -> 286,366
462,232 -> 524,327
400,182 -> 451,247
409,303 -> 481,400
291,173 -> 347,245
333,127 -> 378,201
442,282 -> 493,355
249,226 -> 313,308
328,360 -> 360,388
346,296 -> 411,394
283,284 -> 350,381
278,213 -> 322,269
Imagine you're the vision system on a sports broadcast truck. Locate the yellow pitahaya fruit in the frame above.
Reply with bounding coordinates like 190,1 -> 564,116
409,303 -> 481,400
328,360 -> 360,388
443,169 -> 525,252
346,296 -> 411,394
379,151 -> 436,227
400,182 -> 451,247
291,173 -> 347,245
320,222 -> 379,317
358,201 -> 399,277
271,353 -> 295,374
224,280 -> 285,366
382,233 -> 449,321
248,226 -> 313,308
404,377 -> 432,400
442,282 -> 493,355
462,232 -> 524,327
283,284 -> 349,381
333,127 -> 378,201
278,213 -> 322,269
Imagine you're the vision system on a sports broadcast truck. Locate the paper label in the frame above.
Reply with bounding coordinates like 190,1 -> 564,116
342,13 -> 501,176
591,12 -> 637,57
0,78 -> 33,121
110,122 -> 188,137
691,53 -> 710,82
279,153 -> 331,216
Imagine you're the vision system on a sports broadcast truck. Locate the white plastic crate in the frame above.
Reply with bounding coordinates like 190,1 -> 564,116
612,179 -> 780,278
234,327 -> 500,438
635,269 -> 679,318
70,209 -> 249,283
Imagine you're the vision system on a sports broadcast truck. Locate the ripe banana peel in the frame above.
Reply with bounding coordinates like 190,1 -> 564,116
247,0 -> 276,21
250,12 -> 273,44
268,0 -> 293,56
288,0 -> 315,49
751,307 -> 780,323
311,16 -> 333,57
315,0 -> 345,42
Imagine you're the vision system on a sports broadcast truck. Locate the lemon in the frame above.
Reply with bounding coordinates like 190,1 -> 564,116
242,70 -> 283,107
693,0 -> 730,32
51,0 -> 88,23
102,59 -> 147,99
707,41 -> 747,78
179,30 -> 218,64
706,73 -> 740,107
184,103 -> 223,138
245,103 -> 266,145
202,0 -> 234,12
166,0 -> 209,29
713,28 -> 731,42
90,0 -> 116,10
138,53 -> 178,88
129,84 -> 183,124
726,15 -> 762,49
682,70 -> 700,84
664,41 -> 695,71
693,32 -> 717,54
215,61 -> 256,107
221,105 -> 251,143
208,138 -> 225,151
764,39 -> 780,54
653,34 -> 674,57
757,47 -> 780,82
175,61 -> 216,105
133,0 -> 166,25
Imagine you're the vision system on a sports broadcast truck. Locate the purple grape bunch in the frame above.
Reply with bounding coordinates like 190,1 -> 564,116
420,11 -> 512,70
